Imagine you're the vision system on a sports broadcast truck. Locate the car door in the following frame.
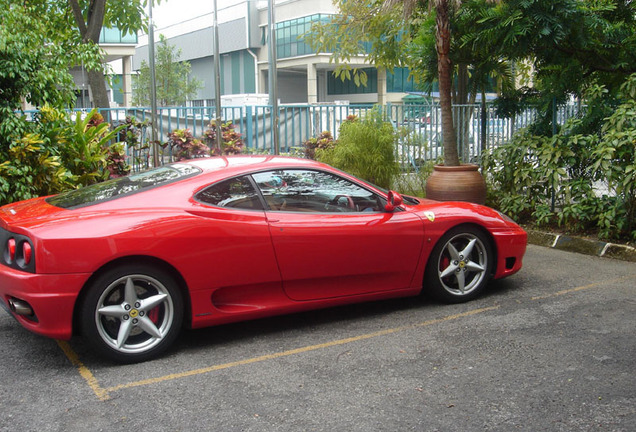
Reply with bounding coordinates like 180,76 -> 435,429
252,169 -> 424,301
185,175 -> 282,300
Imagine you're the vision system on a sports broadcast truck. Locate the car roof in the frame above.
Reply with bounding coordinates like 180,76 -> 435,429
183,155 -> 328,176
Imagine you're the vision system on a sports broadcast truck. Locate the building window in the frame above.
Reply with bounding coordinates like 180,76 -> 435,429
327,68 -> 377,95
387,67 -> 417,93
99,27 -> 137,44
275,14 -> 332,59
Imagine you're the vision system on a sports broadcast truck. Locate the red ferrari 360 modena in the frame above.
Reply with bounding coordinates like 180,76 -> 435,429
0,156 -> 526,362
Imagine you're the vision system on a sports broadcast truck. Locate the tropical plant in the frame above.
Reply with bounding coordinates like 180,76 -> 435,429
462,0 -> 636,134
1,106 -> 126,205
302,131 -> 336,160
203,121 -> 245,156
105,143 -> 130,178
0,134 -> 73,205
0,0 -> 157,110
308,0 -> 497,167
168,129 -> 210,161
315,108 -> 399,189
590,76 -> 636,240
59,109 -> 125,186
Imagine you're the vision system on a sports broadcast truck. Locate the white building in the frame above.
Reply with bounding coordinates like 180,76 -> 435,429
132,0 -> 420,107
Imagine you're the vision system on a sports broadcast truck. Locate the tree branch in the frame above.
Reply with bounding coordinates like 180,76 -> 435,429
68,0 -> 87,38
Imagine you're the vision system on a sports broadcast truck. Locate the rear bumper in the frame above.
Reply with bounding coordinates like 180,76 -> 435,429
492,229 -> 528,279
0,266 -> 90,340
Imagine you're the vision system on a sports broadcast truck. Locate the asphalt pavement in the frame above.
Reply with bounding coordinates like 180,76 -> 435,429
1,244 -> 634,431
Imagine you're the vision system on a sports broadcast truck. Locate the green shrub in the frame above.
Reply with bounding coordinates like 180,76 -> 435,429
0,107 -> 125,205
316,107 -> 399,189
484,74 -> 636,242
0,134 -> 73,204
59,109 -> 124,186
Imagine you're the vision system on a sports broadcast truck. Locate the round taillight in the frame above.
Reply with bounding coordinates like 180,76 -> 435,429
22,242 -> 32,266
7,238 -> 16,263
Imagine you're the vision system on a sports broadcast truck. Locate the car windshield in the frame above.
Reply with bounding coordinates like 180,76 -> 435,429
46,164 -> 201,209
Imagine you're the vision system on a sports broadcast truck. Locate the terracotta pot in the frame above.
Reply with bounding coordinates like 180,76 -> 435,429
425,164 -> 487,204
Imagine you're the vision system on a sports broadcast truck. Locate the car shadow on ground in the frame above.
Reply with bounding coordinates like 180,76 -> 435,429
174,295 -> 430,353
173,278 -> 519,358
65,280 -> 518,366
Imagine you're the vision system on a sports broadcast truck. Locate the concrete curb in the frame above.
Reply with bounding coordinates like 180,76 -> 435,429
526,229 -> 636,262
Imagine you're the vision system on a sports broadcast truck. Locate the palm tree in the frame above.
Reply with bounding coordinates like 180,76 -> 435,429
387,0 -> 462,166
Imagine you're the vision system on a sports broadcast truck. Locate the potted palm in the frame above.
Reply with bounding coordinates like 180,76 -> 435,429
395,0 -> 487,204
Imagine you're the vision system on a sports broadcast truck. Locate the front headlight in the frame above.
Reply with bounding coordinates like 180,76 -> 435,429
496,210 -> 517,224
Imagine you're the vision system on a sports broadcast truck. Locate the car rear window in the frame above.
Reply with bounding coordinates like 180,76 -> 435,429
46,164 -> 201,209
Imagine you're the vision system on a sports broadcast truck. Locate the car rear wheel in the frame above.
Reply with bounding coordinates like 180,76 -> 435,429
425,226 -> 493,303
80,264 -> 183,363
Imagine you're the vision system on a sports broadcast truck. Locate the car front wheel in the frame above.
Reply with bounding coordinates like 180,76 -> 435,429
425,226 -> 493,303
80,264 -> 184,363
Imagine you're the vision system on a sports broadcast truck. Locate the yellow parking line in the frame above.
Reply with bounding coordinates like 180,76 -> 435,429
105,305 -> 499,394
60,272 -> 636,401
60,307 -> 499,400
56,340 -> 110,401
531,274 -> 636,301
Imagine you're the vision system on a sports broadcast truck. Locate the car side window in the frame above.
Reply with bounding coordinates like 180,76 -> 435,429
251,169 -> 383,213
195,176 -> 264,210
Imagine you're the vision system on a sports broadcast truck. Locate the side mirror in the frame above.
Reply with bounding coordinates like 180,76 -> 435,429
384,190 -> 403,212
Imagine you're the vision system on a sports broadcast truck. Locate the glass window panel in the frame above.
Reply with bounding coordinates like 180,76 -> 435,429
195,176 -> 263,210
252,170 -> 382,213
48,165 -> 200,209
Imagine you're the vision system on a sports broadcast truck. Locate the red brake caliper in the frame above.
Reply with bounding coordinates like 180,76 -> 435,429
148,307 -> 160,324
440,256 -> 450,280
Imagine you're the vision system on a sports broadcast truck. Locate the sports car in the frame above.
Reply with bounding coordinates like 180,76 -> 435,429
0,156 -> 526,363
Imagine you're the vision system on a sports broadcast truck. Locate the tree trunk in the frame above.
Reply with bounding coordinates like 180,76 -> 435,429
68,0 -> 110,109
435,0 -> 460,166
87,68 -> 110,109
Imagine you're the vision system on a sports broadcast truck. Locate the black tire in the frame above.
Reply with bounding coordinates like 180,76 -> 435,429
80,264 -> 184,363
425,225 -> 493,303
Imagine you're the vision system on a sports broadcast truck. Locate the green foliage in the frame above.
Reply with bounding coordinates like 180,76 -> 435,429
590,75 -> 636,240
485,74 -> 636,242
0,106 -> 127,205
203,121 -> 245,156
463,0 -> 636,129
133,34 -> 203,106
315,107 -> 399,189
0,134 -> 73,204
0,1 -> 101,150
60,0 -> 162,107
59,109 -> 123,186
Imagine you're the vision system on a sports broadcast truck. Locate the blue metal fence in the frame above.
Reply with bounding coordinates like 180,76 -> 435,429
23,102 -> 583,172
